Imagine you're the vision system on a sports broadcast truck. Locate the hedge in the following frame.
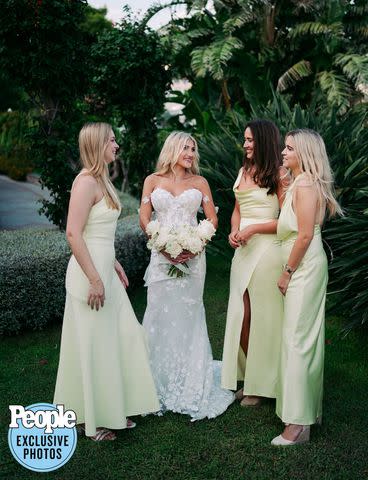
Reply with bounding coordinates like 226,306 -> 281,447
0,214 -> 150,335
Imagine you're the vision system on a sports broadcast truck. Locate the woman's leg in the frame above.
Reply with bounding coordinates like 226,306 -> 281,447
240,289 -> 251,355
239,289 -> 262,404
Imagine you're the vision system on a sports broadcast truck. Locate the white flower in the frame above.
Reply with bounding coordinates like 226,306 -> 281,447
146,220 -> 161,238
197,219 -> 216,241
155,227 -> 171,250
165,240 -> 183,258
185,236 -> 203,254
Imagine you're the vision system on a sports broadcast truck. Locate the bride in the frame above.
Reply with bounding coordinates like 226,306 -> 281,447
139,131 -> 234,421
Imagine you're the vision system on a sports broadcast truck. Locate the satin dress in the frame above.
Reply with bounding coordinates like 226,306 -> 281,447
221,169 -> 283,398
54,195 -> 159,437
276,181 -> 327,424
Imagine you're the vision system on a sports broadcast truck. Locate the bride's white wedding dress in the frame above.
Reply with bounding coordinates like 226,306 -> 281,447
142,187 -> 234,421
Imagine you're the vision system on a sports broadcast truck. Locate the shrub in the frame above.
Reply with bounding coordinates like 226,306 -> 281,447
0,111 -> 34,180
198,95 -> 368,333
0,215 -> 150,335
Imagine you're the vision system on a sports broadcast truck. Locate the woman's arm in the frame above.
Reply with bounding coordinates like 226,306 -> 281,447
198,177 -> 218,228
66,175 -> 105,310
139,175 -> 155,234
229,200 -> 240,248
278,184 -> 318,295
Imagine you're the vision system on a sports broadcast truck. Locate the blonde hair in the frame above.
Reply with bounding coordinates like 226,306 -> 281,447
286,129 -> 343,220
155,131 -> 199,176
78,122 -> 120,210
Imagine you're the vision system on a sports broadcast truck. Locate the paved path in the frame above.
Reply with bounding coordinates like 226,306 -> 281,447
0,175 -> 55,230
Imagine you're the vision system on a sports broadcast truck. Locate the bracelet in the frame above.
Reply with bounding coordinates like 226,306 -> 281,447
284,264 -> 295,276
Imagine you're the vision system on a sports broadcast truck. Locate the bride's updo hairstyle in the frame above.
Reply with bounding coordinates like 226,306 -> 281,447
286,128 -> 343,220
156,131 -> 200,176
78,122 -> 120,210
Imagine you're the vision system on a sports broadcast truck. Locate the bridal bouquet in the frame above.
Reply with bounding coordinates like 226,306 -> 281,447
146,219 -> 216,278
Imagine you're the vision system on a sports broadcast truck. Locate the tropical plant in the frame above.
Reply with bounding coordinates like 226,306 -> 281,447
277,0 -> 368,111
198,94 -> 368,333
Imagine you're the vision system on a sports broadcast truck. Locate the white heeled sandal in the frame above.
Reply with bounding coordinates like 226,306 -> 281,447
271,426 -> 310,446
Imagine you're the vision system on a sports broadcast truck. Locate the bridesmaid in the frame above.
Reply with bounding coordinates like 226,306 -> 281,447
54,122 -> 159,441
221,119 -> 288,406
271,129 -> 342,446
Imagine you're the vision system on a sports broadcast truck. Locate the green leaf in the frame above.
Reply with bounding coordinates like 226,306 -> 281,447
277,60 -> 312,92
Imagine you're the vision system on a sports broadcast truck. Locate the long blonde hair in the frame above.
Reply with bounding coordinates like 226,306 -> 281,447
286,129 -> 342,219
155,131 -> 200,176
78,122 -> 120,210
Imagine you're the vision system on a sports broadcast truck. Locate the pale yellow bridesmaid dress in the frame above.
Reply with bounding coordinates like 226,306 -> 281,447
276,179 -> 327,424
221,169 -> 283,397
54,196 -> 159,437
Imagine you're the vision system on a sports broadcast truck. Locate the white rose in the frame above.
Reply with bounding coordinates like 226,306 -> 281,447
176,225 -> 196,249
165,240 -> 183,258
155,227 -> 171,250
146,220 -> 161,238
197,219 -> 216,241
186,236 -> 203,254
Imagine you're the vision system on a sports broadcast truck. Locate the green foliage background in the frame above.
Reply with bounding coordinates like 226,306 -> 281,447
0,0 -> 367,332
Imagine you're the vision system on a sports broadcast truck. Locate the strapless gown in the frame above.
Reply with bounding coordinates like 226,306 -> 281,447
221,169 -> 283,398
142,187 -> 234,421
54,196 -> 159,436
276,182 -> 327,424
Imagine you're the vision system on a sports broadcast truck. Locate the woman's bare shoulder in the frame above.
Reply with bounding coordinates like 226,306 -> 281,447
191,175 -> 209,187
72,171 -> 98,189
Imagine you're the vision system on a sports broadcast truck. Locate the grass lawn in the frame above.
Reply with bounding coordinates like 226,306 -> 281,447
1,254 -> 367,480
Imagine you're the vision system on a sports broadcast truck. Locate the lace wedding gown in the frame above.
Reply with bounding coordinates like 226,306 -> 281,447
143,187 -> 234,421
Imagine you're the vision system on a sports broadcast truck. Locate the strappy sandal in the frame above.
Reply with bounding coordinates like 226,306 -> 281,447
77,425 -> 116,441
90,428 -> 116,442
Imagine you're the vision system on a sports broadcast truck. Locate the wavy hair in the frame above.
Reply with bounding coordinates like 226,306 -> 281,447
286,128 -> 342,219
243,119 -> 282,195
78,122 -> 120,210
155,131 -> 199,176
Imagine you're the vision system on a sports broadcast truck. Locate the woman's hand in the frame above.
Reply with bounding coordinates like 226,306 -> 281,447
176,250 -> 196,263
161,250 -> 194,264
87,278 -> 105,311
235,226 -> 255,246
277,271 -> 291,296
115,260 -> 129,289
229,230 -> 240,248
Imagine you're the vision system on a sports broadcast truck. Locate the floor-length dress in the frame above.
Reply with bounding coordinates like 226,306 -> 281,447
276,181 -> 327,424
142,187 -> 234,421
54,196 -> 159,437
221,169 -> 283,397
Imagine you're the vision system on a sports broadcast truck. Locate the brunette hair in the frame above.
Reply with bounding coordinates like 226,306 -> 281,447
243,119 -> 282,195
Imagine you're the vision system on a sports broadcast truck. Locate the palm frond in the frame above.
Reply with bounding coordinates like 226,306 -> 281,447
277,60 -> 312,92
190,46 -> 212,77
207,36 -> 243,80
187,27 -> 212,39
142,1 -> 188,26
289,21 -> 344,39
317,70 -> 351,110
334,53 -> 368,90
223,10 -> 255,34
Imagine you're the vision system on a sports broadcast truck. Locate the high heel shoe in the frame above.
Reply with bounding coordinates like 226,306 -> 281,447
271,426 -> 310,446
